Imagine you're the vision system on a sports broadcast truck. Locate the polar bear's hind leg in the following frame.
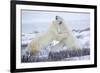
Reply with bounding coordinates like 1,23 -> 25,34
27,39 -> 40,55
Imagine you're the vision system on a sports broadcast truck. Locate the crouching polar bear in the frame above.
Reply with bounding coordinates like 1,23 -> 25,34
27,16 -> 80,54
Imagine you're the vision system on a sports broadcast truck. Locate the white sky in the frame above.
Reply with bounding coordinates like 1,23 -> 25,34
21,10 -> 90,33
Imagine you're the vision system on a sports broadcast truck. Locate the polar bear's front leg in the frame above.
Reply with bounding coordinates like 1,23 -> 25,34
62,37 -> 80,50
55,32 -> 80,50
55,32 -> 68,41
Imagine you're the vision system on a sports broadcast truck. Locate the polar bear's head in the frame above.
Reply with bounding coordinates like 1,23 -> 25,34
55,16 -> 64,33
56,16 -> 63,25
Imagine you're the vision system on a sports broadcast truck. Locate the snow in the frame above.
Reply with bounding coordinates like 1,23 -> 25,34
21,28 -> 90,62
63,55 -> 90,61
21,27 -> 90,49
21,10 -> 90,62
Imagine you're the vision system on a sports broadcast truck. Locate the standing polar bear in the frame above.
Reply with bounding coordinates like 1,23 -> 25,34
27,16 -> 80,54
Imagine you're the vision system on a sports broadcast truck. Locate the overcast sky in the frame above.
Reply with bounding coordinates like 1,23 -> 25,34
21,10 -> 90,33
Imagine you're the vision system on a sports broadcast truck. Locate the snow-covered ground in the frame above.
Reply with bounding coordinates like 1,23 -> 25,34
21,27 -> 90,62
21,10 -> 90,62
21,27 -> 90,48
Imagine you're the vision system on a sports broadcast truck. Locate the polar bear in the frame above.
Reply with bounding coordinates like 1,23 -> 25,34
27,16 -> 80,54
54,16 -> 80,49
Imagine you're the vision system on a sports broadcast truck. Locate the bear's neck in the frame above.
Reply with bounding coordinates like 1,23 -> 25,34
39,31 -> 54,49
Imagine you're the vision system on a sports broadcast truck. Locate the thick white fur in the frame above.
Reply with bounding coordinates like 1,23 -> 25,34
27,16 -> 80,54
